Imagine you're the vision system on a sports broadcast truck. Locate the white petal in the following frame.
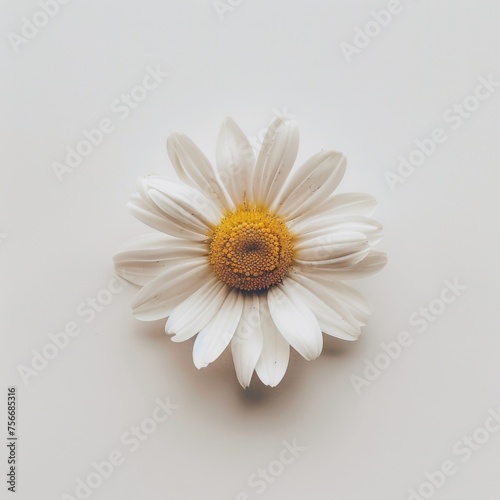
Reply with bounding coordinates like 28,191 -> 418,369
167,133 -> 232,211
292,215 -> 383,246
147,176 -> 221,227
193,290 -> 244,369
231,294 -> 263,388
292,193 -> 377,230
267,285 -> 323,361
113,233 -> 207,285
290,272 -> 369,331
128,178 -> 211,241
131,259 -> 211,320
128,188 -> 187,238
297,249 -> 387,279
216,117 -> 255,207
254,294 -> 290,387
253,117 -> 299,206
293,273 -> 372,325
273,150 -> 346,220
294,231 -> 370,268
167,277 -> 230,342
284,276 -> 360,340
318,277 -> 372,325
317,193 -> 377,217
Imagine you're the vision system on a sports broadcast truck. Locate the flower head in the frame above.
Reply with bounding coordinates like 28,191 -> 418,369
114,117 -> 386,387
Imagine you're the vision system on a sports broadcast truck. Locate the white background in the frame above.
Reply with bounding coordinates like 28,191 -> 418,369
1,1 -> 500,499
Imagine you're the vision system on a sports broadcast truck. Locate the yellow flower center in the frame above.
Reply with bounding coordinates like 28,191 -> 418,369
209,208 -> 294,292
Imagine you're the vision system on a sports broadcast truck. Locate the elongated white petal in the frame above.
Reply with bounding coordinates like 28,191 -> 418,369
253,117 -> 299,206
131,259 -> 211,320
147,176 -> 221,227
114,233 -> 208,286
273,150 -> 346,219
255,295 -> 290,387
315,276 -> 372,325
298,249 -> 387,280
267,285 -> 323,361
127,187 -> 196,239
216,118 -> 255,207
294,231 -> 370,268
167,277 -> 230,342
292,193 -> 377,230
193,290 -> 244,369
128,178 -> 211,240
290,272 -> 370,331
293,215 -> 383,246
231,294 -> 263,388
284,276 -> 360,340
293,273 -> 372,325
167,133 -> 232,210
317,193 -> 377,216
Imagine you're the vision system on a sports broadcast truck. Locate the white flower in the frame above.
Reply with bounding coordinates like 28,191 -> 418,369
114,117 -> 386,388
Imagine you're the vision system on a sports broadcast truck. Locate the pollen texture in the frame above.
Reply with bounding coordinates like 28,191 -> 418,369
209,208 -> 294,291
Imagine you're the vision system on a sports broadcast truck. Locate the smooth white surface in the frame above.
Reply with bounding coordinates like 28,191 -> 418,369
1,1 -> 500,499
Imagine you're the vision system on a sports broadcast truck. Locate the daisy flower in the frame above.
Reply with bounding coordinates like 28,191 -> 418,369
114,117 -> 386,388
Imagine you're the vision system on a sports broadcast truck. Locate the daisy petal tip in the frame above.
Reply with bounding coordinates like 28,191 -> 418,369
378,251 -> 389,267
342,336 -> 359,343
267,380 -> 281,388
222,116 -> 237,126
130,309 -> 148,322
125,200 -> 135,213
194,360 -> 208,370
302,346 -> 323,362
170,335 -> 190,344
233,368 -> 251,389
260,374 -> 284,388
334,152 -> 348,172
236,377 -> 250,389
166,131 -> 182,145
114,269 -> 134,287
269,114 -> 297,135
